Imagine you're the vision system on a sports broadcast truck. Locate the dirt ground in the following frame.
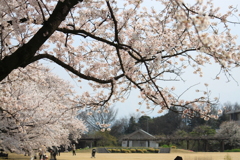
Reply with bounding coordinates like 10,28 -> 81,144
6,150 -> 240,160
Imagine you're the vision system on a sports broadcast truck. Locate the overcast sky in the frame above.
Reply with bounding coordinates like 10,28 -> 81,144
42,0 -> 240,119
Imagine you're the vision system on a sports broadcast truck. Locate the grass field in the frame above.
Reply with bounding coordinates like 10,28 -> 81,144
3,149 -> 240,160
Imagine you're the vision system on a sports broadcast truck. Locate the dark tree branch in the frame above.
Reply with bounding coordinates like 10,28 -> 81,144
30,54 -> 125,84
0,0 -> 82,81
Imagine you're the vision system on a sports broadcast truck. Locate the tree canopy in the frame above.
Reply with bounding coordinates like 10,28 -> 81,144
216,121 -> 240,149
0,63 -> 87,153
1,0 -> 240,140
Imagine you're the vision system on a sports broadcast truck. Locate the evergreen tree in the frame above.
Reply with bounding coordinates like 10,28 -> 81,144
125,116 -> 139,134
138,116 -> 151,132
152,107 -> 181,135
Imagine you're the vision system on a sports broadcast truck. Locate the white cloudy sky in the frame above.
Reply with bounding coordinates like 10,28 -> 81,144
42,0 -> 240,118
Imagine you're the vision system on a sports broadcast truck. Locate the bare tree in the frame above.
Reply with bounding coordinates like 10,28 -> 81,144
223,102 -> 240,112
109,117 -> 129,138
78,106 -> 118,132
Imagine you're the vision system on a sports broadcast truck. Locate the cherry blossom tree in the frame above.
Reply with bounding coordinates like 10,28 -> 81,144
216,121 -> 240,149
0,0 -> 240,124
0,63 -> 87,153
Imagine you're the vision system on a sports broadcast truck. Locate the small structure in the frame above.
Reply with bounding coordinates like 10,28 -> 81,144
121,129 -> 158,148
75,135 -> 102,149
159,148 -> 171,153
226,110 -> 240,125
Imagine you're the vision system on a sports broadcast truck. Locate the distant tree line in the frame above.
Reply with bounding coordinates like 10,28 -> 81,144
78,102 -> 240,150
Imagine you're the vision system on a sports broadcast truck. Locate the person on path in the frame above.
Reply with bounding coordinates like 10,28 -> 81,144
49,149 -> 57,160
39,145 -> 47,160
91,148 -> 96,158
57,147 -> 60,156
39,149 -> 43,160
72,144 -> 76,156
30,150 -> 35,160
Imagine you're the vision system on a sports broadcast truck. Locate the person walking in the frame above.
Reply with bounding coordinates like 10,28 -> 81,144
49,149 -> 57,160
39,148 -> 43,160
72,144 -> 76,156
39,145 -> 47,160
30,150 -> 35,160
57,147 -> 60,156
91,148 -> 96,158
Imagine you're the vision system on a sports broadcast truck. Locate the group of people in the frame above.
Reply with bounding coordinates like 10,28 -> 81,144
37,146 -> 60,160
30,144 -> 96,159
48,147 -> 58,160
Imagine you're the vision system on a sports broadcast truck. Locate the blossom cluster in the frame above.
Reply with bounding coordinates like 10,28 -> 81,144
0,63 -> 87,153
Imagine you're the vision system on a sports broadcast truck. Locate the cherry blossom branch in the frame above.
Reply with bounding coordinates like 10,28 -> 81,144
0,0 -> 82,81
106,1 -> 119,43
31,53 -> 125,84
56,28 -> 126,49
181,3 -> 240,24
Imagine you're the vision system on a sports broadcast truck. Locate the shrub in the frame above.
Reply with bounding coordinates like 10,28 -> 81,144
225,149 -> 240,152
136,149 -> 144,153
106,147 -> 163,153
94,131 -> 118,146
147,148 -> 155,153
121,149 -> 129,153
112,149 -> 121,153
161,144 -> 170,148
171,146 -> 177,149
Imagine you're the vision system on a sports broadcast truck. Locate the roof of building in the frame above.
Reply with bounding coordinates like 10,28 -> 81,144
226,110 -> 240,114
122,129 -> 156,140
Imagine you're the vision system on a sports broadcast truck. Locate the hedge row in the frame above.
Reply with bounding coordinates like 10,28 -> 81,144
225,149 -> 240,152
108,148 -> 159,153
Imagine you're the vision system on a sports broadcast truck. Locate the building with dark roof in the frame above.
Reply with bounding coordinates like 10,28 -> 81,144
226,110 -> 240,125
121,129 -> 158,148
